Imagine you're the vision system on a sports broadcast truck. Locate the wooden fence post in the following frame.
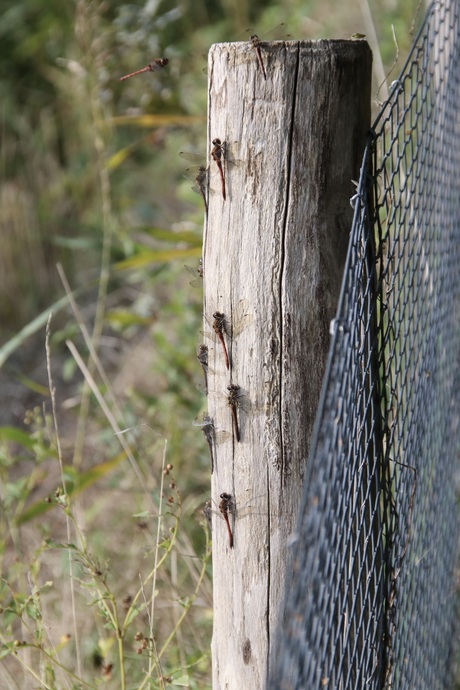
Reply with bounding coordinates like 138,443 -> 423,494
203,38 -> 372,689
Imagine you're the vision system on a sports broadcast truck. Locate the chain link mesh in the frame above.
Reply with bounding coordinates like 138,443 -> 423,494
269,2 -> 460,688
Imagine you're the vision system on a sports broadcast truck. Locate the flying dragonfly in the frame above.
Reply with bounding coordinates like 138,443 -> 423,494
119,57 -> 169,81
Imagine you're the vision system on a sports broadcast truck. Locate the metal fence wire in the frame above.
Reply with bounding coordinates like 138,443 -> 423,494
269,3 -> 460,689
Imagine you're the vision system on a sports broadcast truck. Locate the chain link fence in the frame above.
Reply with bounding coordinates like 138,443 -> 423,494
269,2 -> 460,688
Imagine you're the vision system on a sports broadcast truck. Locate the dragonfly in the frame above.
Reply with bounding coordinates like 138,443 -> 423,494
218,493 -> 234,547
239,24 -> 290,81
227,384 -> 244,442
180,153 -> 215,210
201,497 -> 233,547
248,34 -> 268,79
196,312 -> 230,372
196,343 -> 209,395
202,499 -> 213,532
201,493 -> 234,548
200,300 -> 253,373
193,414 -> 232,473
179,140 -> 241,202
119,57 -> 169,81
184,259 -> 203,288
202,492 -> 279,548
207,377 -> 269,444
212,311 -> 230,370
183,165 -> 211,215
193,413 -> 215,473
211,138 -> 227,200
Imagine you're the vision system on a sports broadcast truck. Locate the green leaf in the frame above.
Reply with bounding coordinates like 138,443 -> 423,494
4,478 -> 30,503
172,675 -> 190,687
0,644 -> 15,660
33,581 -> 53,595
124,605 -> 143,627
105,310 -> 153,328
106,144 -> 137,170
0,288 -> 86,369
12,374 -> 50,396
136,227 -> 202,245
111,114 -> 204,128
25,602 -> 42,621
15,450 -> 128,525
177,596 -> 192,609
0,427 -> 36,450
115,247 -> 202,271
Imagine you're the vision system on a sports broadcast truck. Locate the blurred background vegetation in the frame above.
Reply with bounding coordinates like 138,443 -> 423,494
0,0 -> 424,687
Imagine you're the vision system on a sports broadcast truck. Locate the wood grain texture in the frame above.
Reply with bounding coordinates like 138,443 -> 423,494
203,38 -> 372,689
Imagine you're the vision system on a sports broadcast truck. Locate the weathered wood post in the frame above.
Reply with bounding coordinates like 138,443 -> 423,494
203,39 -> 372,689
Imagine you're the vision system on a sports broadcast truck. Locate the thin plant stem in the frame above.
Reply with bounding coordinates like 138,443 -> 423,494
45,315 -> 82,679
157,536 -> 211,659
73,0 -> 115,473
148,439 -> 168,678
65,340 -> 156,510
358,0 -> 389,101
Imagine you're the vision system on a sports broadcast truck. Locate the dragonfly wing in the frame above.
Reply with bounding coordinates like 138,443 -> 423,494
179,151 -> 206,164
